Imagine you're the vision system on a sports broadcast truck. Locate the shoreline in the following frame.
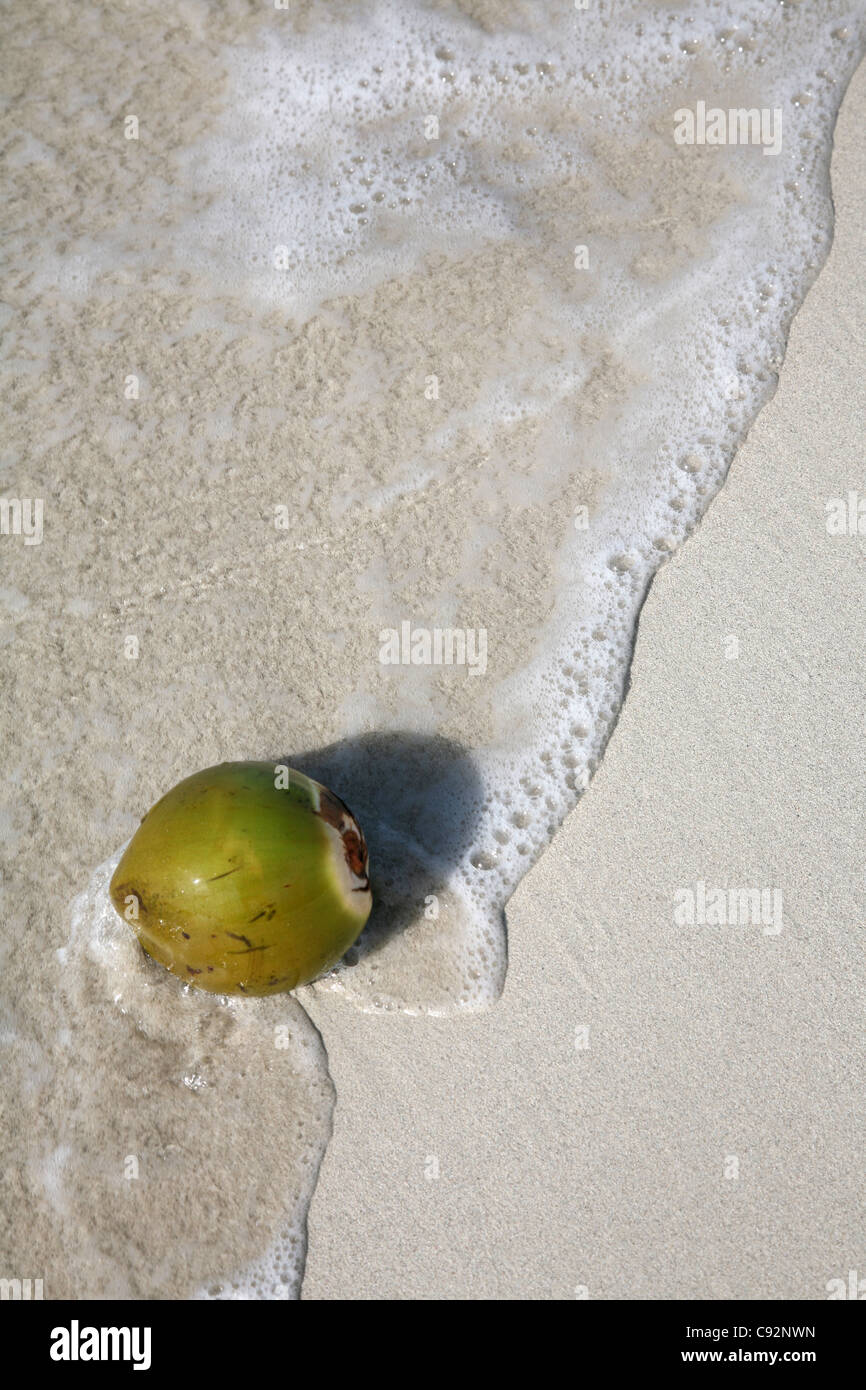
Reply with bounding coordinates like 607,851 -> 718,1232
301,54 -> 866,1301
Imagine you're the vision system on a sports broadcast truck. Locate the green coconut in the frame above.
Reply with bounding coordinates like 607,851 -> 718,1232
109,761 -> 372,995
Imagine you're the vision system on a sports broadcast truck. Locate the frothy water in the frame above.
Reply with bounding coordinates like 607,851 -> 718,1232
177,0 -> 861,1015
62,856 -> 331,1299
1,0 -> 863,1299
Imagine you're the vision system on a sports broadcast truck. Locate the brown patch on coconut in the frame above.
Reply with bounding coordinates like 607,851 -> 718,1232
316,786 -> 370,886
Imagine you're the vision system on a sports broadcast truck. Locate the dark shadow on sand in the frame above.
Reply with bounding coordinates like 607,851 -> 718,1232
283,732 -> 484,966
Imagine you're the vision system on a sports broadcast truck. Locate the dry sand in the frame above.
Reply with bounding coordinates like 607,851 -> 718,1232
301,56 -> 866,1301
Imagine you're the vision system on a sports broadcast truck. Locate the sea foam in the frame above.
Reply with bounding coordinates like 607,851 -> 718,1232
159,0 -> 864,1015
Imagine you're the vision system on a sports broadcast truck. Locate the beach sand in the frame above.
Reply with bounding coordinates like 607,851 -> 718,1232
301,56 -> 866,1301
1,5 -> 863,1301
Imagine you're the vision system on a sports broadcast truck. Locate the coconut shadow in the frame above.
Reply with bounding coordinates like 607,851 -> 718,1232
284,732 -> 484,965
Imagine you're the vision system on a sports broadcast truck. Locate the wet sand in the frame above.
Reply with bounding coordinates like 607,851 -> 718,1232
301,55 -> 866,1301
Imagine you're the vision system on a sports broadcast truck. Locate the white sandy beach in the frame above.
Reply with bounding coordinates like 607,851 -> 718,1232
302,57 -> 866,1300
1,3 -> 863,1302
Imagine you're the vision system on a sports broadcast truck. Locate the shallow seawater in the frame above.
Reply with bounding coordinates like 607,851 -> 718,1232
1,0 -> 863,1298
166,0 -> 865,1016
